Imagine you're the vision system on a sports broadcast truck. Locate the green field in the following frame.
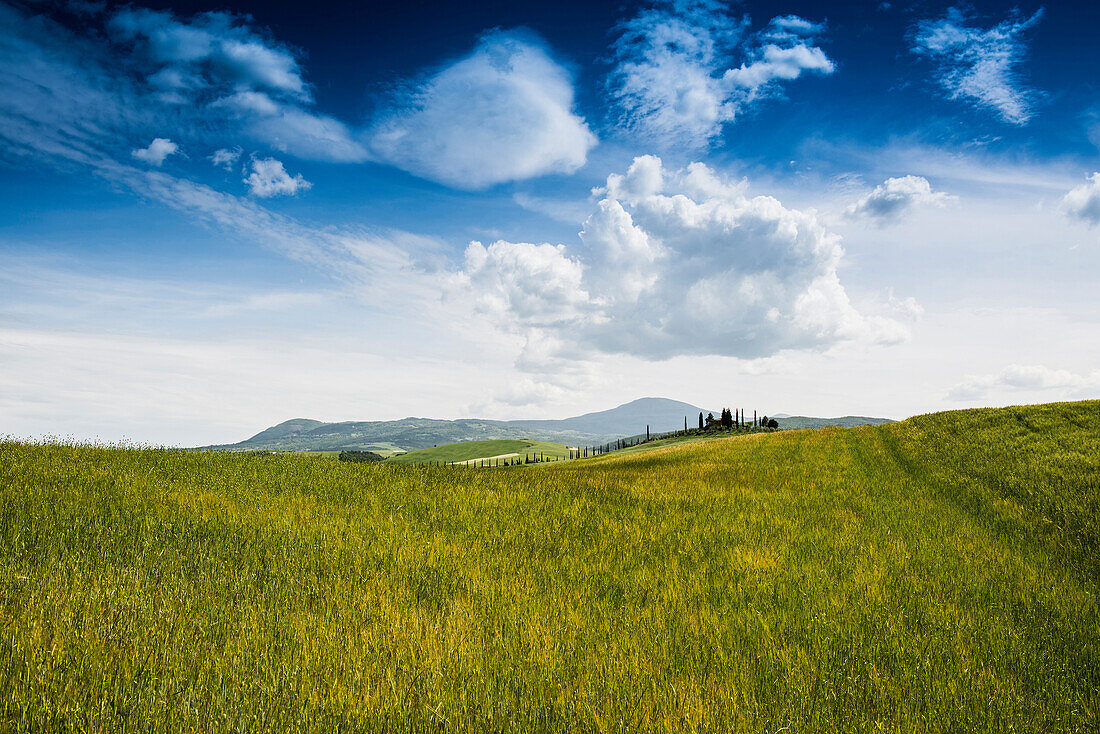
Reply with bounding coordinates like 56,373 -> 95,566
386,439 -> 573,465
1,401 -> 1098,731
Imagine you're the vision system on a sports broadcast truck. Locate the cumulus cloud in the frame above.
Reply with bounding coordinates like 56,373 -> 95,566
210,146 -> 241,170
846,175 -> 954,223
243,157 -> 311,197
947,364 -> 1100,401
108,7 -> 310,102
106,5 -> 372,161
367,30 -> 596,189
912,7 -> 1043,125
461,241 -> 590,324
608,0 -> 834,149
1061,172 -> 1100,227
131,137 -> 178,165
452,155 -> 913,366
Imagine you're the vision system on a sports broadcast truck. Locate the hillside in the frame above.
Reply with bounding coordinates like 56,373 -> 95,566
202,397 -> 892,452
2,400 -> 1097,730
387,439 -> 572,465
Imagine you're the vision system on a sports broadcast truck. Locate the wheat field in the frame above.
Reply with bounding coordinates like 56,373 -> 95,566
1,401 -> 1097,731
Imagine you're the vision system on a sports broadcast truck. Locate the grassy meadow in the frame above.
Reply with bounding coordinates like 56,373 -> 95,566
1,401 -> 1098,731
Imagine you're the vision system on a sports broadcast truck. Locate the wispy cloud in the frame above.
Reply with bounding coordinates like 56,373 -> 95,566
0,2 -> 451,310
607,0 -> 834,149
846,175 -> 954,224
0,2 -> 366,171
210,146 -> 242,170
200,291 -> 327,318
367,30 -> 596,189
911,7 -> 1044,125
512,192 -> 592,224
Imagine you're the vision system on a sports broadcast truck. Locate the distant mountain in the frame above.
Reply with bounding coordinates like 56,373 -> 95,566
774,416 -> 895,430
202,398 -> 717,453
200,399 -> 893,452
506,397 -> 717,436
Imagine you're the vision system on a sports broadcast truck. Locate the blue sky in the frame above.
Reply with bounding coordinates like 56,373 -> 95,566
1,0 -> 1098,445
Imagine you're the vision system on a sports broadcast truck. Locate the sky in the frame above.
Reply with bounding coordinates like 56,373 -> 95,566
1,0 -> 1098,446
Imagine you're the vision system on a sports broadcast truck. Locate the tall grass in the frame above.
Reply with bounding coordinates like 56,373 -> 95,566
1,401 -> 1098,731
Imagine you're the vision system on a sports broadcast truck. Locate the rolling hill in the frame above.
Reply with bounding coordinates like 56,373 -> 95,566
201,397 -> 893,452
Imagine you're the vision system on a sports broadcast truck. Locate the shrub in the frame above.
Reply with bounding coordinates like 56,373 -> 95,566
338,450 -> 383,463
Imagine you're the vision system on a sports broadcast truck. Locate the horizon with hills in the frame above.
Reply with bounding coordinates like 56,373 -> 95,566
204,397 -> 895,453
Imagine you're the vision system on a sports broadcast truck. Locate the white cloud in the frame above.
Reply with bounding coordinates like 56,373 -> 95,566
210,146 -> 241,170
846,175 -> 954,223
452,155 -> 914,366
1061,172 -> 1100,228
947,364 -> 1100,401
131,137 -> 178,165
765,16 -> 824,38
367,30 -> 596,189
243,156 -> 311,197
723,43 -> 834,90
912,7 -> 1043,125
459,240 -> 590,324
608,0 -> 834,149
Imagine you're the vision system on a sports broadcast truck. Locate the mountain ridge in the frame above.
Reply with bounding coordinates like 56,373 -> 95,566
200,397 -> 894,452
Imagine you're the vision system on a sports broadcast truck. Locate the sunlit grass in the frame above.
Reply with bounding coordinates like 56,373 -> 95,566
1,401 -> 1097,731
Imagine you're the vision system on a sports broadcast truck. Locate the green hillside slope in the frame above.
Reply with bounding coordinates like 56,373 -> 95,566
1,401 -> 1097,731
387,439 -> 572,465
